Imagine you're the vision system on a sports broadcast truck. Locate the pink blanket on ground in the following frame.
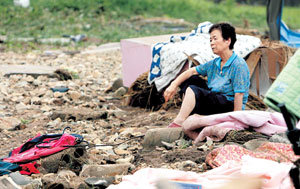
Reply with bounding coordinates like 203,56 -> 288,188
182,110 -> 293,143
206,142 -> 299,168
107,156 -> 294,189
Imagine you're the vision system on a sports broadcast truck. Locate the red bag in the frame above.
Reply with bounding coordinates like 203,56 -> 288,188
3,133 -> 80,163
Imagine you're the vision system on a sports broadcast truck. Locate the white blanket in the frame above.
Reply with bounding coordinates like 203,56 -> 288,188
148,22 -> 261,92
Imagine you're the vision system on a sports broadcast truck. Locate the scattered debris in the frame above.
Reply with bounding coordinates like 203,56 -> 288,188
0,39 -> 297,188
54,69 -> 73,80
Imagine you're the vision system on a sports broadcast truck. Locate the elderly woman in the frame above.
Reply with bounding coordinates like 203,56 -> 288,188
164,22 -> 250,128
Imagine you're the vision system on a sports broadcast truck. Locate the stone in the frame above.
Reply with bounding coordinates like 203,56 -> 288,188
93,138 -> 102,145
196,138 -> 214,152
89,149 -> 100,155
79,163 -> 132,177
109,109 -> 127,119
69,91 -> 81,101
269,134 -> 291,144
50,108 -> 108,121
243,139 -> 268,151
0,117 -> 21,131
114,148 -> 130,155
15,103 -> 28,112
117,143 -> 129,150
57,170 -> 77,179
92,70 -> 100,78
84,176 -> 115,188
115,155 -> 134,164
161,141 -> 174,150
84,177 -> 108,187
143,128 -> 183,151
0,64 -> 57,78
9,171 -> 31,186
30,97 -> 41,105
40,105 -> 52,112
25,76 -> 35,83
53,92 -> 63,98
41,174 -> 71,188
33,79 -> 42,86
178,160 -> 197,169
0,173 -> 42,189
39,148 -> 87,174
97,96 -> 106,102
114,87 -> 127,97
95,146 -> 115,155
111,78 -> 123,91
0,105 -> 7,110
0,176 -> 20,189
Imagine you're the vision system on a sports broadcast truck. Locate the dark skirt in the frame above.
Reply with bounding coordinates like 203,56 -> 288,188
179,75 -> 234,115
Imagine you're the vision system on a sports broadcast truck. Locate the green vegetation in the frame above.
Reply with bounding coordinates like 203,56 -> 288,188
20,118 -> 30,125
0,0 -> 299,50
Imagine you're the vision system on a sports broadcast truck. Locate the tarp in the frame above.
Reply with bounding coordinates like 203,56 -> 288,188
267,0 -> 300,48
280,20 -> 300,48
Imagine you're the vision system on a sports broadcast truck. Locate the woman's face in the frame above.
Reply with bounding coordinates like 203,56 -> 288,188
210,29 -> 231,55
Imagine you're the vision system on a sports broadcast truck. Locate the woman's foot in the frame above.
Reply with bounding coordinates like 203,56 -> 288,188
167,118 -> 185,128
167,122 -> 182,128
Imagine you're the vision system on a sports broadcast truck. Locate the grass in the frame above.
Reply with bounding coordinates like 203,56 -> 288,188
0,0 -> 300,51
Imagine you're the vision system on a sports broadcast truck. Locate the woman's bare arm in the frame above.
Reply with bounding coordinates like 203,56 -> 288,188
234,92 -> 244,111
163,67 -> 198,102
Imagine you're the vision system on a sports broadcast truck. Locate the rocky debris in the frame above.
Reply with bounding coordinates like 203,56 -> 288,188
0,64 -> 57,78
243,139 -> 268,151
143,128 -> 183,151
0,173 -> 42,189
54,69 -> 73,80
269,133 -> 291,144
0,45 -> 274,188
41,173 -> 87,189
80,163 -> 132,178
105,77 -> 124,93
38,148 -> 87,174
50,108 -> 108,121
114,87 -> 127,97
84,176 -> 114,188
0,117 -> 21,131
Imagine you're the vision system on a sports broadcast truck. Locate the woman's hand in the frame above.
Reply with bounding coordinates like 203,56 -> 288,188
163,83 -> 177,102
163,67 -> 198,102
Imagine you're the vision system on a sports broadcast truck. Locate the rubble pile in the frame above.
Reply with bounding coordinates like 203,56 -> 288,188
0,45 -> 291,188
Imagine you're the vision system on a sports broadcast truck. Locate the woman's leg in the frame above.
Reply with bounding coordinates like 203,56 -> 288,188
179,75 -> 208,98
182,90 -> 234,141
173,87 -> 196,125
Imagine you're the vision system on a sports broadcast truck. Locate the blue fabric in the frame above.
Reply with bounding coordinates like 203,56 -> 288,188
195,52 -> 250,109
280,20 -> 300,48
0,161 -> 19,176
278,1 -> 300,48
148,22 -> 213,83
149,42 -> 168,81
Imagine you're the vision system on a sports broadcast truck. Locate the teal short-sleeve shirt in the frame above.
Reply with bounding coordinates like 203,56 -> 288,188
195,52 -> 250,109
